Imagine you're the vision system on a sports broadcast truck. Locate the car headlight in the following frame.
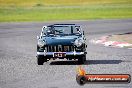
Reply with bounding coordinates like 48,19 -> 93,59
38,39 -> 46,47
74,38 -> 83,47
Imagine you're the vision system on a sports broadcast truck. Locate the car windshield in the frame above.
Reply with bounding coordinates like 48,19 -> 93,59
43,26 -> 82,35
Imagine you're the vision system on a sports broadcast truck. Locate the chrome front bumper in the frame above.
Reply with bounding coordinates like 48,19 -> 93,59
37,51 -> 85,56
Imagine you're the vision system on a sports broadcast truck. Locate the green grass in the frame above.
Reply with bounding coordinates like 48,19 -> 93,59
0,0 -> 132,6
0,0 -> 132,22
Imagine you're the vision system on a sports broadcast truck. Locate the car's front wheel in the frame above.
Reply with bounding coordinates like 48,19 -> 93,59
78,55 -> 86,64
37,55 -> 47,65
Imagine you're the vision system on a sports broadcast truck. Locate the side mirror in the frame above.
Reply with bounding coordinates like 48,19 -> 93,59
42,26 -> 47,31
37,36 -> 39,39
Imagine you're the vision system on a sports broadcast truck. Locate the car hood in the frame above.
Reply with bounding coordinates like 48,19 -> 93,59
43,35 -> 80,45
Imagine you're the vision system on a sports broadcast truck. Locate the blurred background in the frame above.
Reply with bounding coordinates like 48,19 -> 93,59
0,0 -> 132,22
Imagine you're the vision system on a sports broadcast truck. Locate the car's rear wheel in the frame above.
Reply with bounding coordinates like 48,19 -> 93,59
37,55 -> 47,65
78,55 -> 86,64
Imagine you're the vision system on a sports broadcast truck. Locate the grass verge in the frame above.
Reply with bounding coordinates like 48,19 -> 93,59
0,4 -> 132,22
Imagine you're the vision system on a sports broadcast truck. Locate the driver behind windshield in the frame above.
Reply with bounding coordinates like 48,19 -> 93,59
46,27 -> 55,35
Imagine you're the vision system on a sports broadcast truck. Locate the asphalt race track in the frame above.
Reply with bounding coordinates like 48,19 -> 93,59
0,19 -> 132,88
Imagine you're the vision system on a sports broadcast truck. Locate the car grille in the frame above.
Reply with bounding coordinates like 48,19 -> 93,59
45,45 -> 74,52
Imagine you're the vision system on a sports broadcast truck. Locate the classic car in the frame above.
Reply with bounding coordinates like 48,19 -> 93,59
37,24 -> 87,65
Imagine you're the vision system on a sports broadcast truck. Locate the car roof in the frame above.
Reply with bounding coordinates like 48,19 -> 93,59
47,24 -> 80,27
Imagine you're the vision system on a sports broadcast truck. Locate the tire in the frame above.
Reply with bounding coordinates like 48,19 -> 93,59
37,55 -> 47,65
84,55 -> 86,61
78,55 -> 86,64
